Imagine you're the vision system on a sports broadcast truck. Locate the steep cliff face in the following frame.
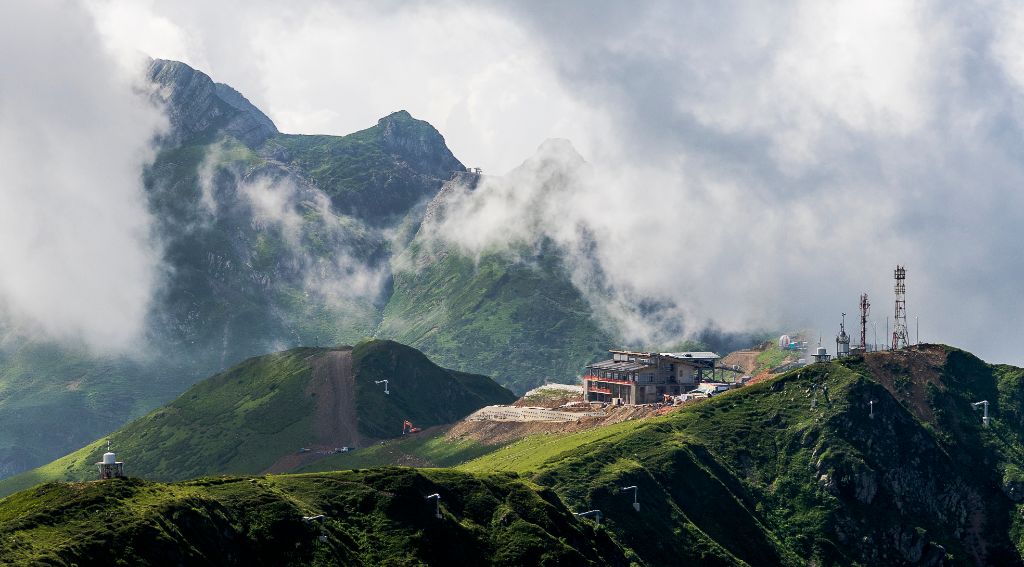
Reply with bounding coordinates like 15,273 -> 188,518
379,110 -> 465,177
147,59 -> 278,147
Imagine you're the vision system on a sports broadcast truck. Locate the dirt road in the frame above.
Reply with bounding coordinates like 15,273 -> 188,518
265,348 -> 361,473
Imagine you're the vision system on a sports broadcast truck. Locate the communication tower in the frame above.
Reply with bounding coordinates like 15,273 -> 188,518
858,294 -> 870,351
891,266 -> 909,350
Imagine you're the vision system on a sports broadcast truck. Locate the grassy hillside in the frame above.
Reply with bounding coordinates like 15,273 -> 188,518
455,345 -> 1024,565
0,341 -> 513,497
352,340 -> 516,437
268,110 -> 464,224
0,67 -> 465,481
4,345 -> 1024,565
0,468 -> 629,566
0,342 -> 186,479
298,428 -> 501,472
380,238 -> 611,394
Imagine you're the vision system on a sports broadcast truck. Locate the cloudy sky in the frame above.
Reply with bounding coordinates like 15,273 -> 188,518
3,0 -> 1024,364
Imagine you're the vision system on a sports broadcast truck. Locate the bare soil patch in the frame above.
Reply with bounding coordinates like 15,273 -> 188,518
720,350 -> 760,374
447,404 -> 673,445
265,347 -> 366,474
863,344 -> 947,424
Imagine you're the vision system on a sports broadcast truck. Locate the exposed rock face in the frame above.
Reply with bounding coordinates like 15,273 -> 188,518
378,110 -> 464,178
147,59 -> 278,147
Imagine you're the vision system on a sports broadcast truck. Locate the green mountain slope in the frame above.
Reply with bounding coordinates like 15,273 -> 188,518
380,237 -> 611,393
0,340 -> 514,497
0,469 -> 628,566
0,59 -> 467,480
378,147 -> 613,393
4,345 -> 1024,565
455,345 -> 1024,565
0,57 -> 753,482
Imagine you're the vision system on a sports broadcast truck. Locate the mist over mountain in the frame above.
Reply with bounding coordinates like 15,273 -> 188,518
2,56 -> 715,481
7,3 -> 1024,565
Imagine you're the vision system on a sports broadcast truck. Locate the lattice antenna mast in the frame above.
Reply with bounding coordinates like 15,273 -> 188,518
891,266 -> 909,350
859,293 -> 870,351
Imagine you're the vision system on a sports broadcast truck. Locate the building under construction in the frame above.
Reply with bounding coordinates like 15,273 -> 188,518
583,349 -> 719,405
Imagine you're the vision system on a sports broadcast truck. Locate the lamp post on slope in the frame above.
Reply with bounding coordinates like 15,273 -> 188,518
425,493 -> 441,519
621,485 -> 639,511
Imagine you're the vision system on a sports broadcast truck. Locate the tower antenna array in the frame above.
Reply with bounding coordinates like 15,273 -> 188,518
891,266 -> 910,350
859,293 -> 870,351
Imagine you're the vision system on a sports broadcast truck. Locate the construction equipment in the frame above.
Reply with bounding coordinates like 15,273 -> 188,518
375,379 -> 390,395
402,420 -> 421,435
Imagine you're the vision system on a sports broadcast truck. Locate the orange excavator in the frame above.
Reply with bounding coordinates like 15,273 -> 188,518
402,420 -> 421,435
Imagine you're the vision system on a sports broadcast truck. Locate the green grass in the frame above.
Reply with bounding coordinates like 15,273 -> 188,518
453,347 -> 1024,566
352,340 -> 516,439
754,343 -> 797,373
267,110 -> 464,224
5,346 -> 1024,565
299,428 -> 503,472
459,419 -> 651,475
0,468 -> 628,566
379,239 -> 611,394
0,341 -> 514,497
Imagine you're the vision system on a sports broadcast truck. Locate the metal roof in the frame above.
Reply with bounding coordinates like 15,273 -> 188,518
660,351 -> 720,360
586,360 -> 653,372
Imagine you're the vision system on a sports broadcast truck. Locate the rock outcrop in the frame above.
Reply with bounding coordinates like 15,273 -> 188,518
147,59 -> 278,147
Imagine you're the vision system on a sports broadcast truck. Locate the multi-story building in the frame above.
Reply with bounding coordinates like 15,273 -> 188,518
583,349 -> 720,405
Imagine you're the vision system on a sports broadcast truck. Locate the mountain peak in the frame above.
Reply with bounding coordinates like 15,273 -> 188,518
147,59 -> 278,147
373,109 -> 464,177
534,138 -> 585,164
378,109 -> 414,124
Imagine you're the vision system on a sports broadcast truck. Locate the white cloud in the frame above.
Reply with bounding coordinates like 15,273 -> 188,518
0,0 -> 166,351
41,0 -> 1024,364
238,174 -> 388,304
